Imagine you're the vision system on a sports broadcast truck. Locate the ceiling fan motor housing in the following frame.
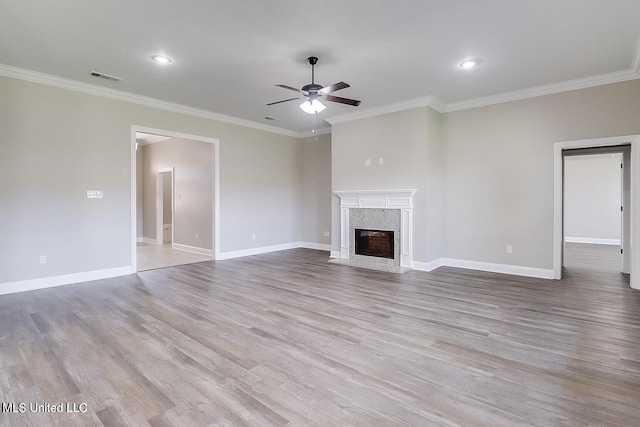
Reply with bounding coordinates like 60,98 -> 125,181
302,83 -> 323,93
305,57 -> 322,97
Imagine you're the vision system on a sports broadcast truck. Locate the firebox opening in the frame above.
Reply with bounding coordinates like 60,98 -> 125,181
354,229 -> 394,259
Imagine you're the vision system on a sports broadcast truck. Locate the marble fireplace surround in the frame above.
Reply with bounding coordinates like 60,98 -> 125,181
334,189 -> 416,271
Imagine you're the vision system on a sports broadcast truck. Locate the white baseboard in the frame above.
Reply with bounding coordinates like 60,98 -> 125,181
138,237 -> 157,245
0,241 -> 328,296
434,258 -> 555,280
329,251 -> 341,259
565,237 -> 621,245
217,242 -> 300,260
216,241 -> 333,260
412,259 -> 443,272
339,255 -> 552,279
172,243 -> 213,257
299,242 -> 331,251
0,266 -> 132,296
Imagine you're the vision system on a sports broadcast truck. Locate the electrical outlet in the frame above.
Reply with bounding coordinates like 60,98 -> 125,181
251,234 -> 256,240
365,159 -> 371,166
379,157 -> 384,165
323,231 -> 330,237
506,245 -> 513,254
40,255 -> 47,264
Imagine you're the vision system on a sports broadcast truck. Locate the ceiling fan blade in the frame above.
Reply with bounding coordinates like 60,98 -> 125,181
325,94 -> 361,107
319,82 -> 350,95
276,84 -> 303,94
266,97 -> 300,106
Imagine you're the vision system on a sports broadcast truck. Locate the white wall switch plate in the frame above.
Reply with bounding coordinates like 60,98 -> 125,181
40,255 -> 46,264
506,245 -> 513,254
379,158 -> 384,165
365,159 -> 371,166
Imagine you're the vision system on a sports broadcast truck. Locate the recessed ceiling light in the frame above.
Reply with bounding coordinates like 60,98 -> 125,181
459,59 -> 478,69
151,55 -> 172,64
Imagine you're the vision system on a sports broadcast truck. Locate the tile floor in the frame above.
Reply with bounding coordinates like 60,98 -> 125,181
136,242 -> 211,271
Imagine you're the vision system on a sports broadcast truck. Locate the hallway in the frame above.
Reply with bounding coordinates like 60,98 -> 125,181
562,242 -> 627,287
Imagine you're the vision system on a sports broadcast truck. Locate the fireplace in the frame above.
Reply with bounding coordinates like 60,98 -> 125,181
333,189 -> 416,272
355,229 -> 394,259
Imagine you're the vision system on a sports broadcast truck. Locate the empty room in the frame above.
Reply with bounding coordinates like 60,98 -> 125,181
1,1 -> 640,426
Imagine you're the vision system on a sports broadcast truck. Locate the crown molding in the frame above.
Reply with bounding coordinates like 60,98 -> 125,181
325,35 -> 640,124
4,51 -> 640,135
0,63 -> 302,138
443,69 -> 640,113
326,68 -> 640,125
633,36 -> 640,74
325,95 -> 444,125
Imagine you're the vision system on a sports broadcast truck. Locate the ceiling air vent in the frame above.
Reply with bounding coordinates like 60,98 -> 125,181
90,71 -> 122,82
264,116 -> 279,121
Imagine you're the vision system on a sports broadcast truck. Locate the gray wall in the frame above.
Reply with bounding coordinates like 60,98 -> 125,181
300,134 -> 332,245
331,106 -> 445,263
331,79 -> 640,270
142,138 -> 213,249
5,71 -> 640,286
221,127 -> 302,252
564,154 -> 622,241
443,79 -> 640,269
425,107 -> 446,262
0,76 -> 311,285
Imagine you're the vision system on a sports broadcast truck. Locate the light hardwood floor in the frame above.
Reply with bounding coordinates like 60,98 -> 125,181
1,246 -> 639,426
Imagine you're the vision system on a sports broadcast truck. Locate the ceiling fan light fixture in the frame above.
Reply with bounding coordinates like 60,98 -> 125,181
459,59 -> 478,69
151,55 -> 172,64
300,99 -> 326,114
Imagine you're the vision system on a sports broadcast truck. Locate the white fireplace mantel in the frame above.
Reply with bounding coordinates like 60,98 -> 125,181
334,189 -> 416,269
334,189 -> 416,209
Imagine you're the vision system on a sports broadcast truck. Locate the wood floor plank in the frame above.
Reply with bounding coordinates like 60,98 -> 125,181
1,243 -> 639,426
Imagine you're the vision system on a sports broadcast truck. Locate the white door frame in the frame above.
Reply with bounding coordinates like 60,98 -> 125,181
131,126 -> 220,273
562,146 -> 630,273
156,168 -> 174,245
553,135 -> 640,290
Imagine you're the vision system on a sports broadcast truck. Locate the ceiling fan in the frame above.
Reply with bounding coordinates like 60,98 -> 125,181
267,56 -> 361,114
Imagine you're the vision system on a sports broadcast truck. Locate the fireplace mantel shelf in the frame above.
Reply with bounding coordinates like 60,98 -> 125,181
334,189 -> 417,209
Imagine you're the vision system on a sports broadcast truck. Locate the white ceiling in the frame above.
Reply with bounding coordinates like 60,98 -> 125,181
2,1 -> 640,135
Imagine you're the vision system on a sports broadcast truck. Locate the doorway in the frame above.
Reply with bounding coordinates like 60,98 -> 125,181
562,147 -> 629,276
131,126 -> 220,272
553,135 -> 640,290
